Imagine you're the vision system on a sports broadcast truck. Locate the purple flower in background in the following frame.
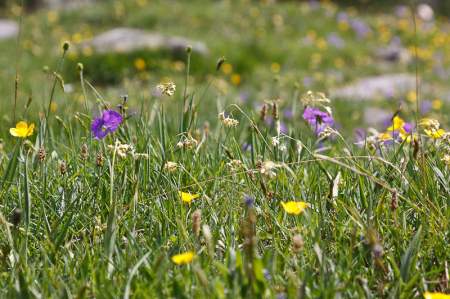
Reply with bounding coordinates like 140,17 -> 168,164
354,128 -> 366,144
420,100 -> 432,115
303,107 -> 334,135
280,122 -> 288,134
283,108 -> 294,119
350,19 -> 371,39
327,33 -> 345,49
337,12 -> 349,23
91,110 -> 123,139
242,142 -> 252,152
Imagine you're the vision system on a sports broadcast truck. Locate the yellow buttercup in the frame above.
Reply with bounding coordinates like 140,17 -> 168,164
179,191 -> 200,204
10,121 -> 35,138
171,251 -> 195,265
281,201 -> 309,215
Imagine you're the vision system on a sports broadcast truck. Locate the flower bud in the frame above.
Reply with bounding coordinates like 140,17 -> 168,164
63,41 -> 70,51
216,56 -> 226,71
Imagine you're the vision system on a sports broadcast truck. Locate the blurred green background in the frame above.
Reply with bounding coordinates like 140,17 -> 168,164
0,0 -> 449,137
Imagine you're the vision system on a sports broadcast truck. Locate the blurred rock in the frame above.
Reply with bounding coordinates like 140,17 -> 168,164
331,73 -> 416,101
79,28 -> 209,56
363,107 -> 391,127
375,44 -> 411,65
0,20 -> 18,40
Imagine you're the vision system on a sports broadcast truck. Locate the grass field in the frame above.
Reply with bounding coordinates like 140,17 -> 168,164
0,0 -> 449,298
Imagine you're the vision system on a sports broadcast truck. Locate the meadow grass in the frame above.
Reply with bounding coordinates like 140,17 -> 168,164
0,1 -> 449,298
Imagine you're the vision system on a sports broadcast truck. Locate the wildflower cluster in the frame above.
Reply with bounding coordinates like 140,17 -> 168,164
219,112 -> 239,128
156,82 -> 176,97
378,116 -> 413,143
107,140 -> 148,160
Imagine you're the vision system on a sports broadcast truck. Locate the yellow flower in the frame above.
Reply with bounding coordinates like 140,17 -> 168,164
420,118 -> 440,128
424,128 -> 446,139
134,58 -> 146,71
404,133 -> 418,143
270,62 -> 280,73
407,90 -> 417,103
221,63 -> 233,75
171,251 -> 195,265
387,116 -> 405,132
179,191 -> 200,204
10,121 -> 35,138
281,201 -> 309,215
424,292 -> 450,299
432,99 -> 443,110
230,74 -> 241,86
378,132 -> 393,142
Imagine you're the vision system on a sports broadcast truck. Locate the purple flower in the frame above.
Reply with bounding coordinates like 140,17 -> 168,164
327,33 -> 345,49
283,108 -> 294,119
91,110 -> 123,139
350,19 -> 371,39
280,121 -> 288,134
420,100 -> 432,115
244,195 -> 254,208
354,128 -> 366,145
403,122 -> 413,133
303,76 -> 314,88
302,107 -> 334,135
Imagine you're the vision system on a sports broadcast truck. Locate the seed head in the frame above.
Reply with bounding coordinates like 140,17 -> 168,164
80,143 -> 88,161
38,146 -> 46,162
272,102 -> 279,120
96,152 -> 104,167
292,234 -> 304,253
59,160 -> 67,175
192,209 -> 202,237
260,104 -> 268,121
390,190 -> 398,211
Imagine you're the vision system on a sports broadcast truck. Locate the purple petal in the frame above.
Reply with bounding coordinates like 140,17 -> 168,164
403,122 -> 413,133
102,110 -> 123,131
91,117 -> 107,139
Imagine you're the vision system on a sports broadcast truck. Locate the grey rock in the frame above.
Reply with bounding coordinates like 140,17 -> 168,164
79,28 -> 209,56
375,44 -> 411,64
0,20 -> 18,40
331,73 -> 416,101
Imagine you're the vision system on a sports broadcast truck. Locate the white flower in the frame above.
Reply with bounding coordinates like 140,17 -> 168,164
164,161 -> 178,172
271,136 -> 280,146
258,160 -> 279,178
156,82 -> 176,97
219,112 -> 239,128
